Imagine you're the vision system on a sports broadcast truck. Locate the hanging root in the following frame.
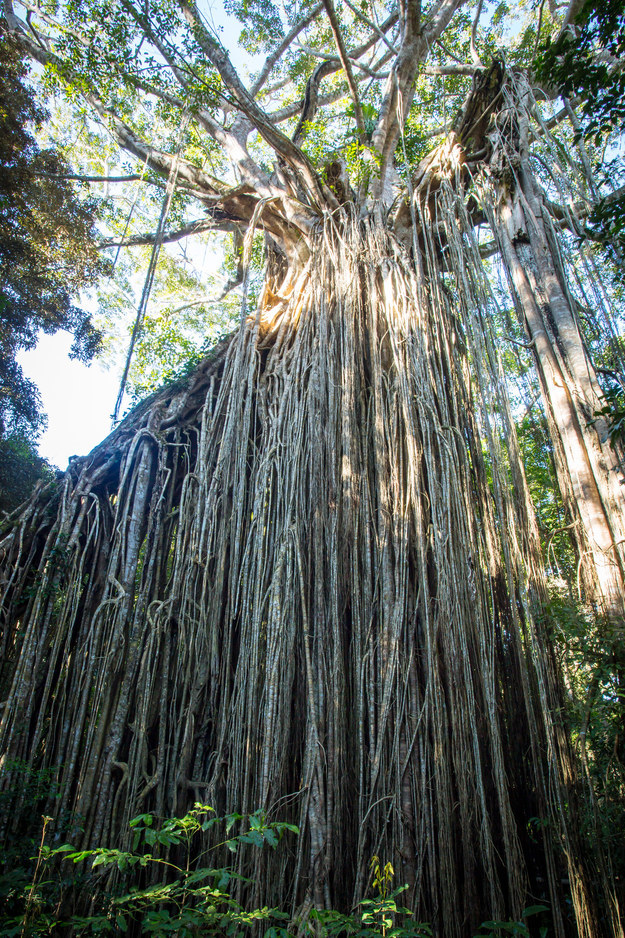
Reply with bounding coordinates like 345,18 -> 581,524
0,212 -> 606,937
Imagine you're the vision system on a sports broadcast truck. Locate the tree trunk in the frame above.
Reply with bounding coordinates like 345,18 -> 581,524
476,72 -> 625,621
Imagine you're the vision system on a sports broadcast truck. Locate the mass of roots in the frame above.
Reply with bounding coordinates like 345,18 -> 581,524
0,212 -> 610,937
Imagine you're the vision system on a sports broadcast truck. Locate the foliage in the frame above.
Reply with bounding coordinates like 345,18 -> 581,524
591,380 -> 625,449
516,409 -> 577,579
2,1 -> 625,936
0,28 -> 106,439
303,857 -> 431,938
0,763 -> 65,938
124,244 -> 240,404
534,0 -> 625,141
0,804 -> 435,938
26,83 -> 240,413
588,185 -> 625,273
539,593 -> 625,879
473,905 -> 549,938
0,804 -> 297,936
225,0 -> 285,54
534,0 -> 625,268
306,858 -> 430,938
0,434 -> 54,516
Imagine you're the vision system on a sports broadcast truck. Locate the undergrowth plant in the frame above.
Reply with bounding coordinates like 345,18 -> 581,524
473,906 -> 550,938
0,806 -> 434,938
307,856 -> 431,938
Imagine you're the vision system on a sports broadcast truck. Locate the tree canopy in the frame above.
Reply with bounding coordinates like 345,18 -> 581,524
0,30 -> 105,440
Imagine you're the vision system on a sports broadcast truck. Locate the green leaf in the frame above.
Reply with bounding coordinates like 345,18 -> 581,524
66,849 -> 96,863
522,905 -> 548,918
263,827 -> 277,847
49,843 -> 75,854
130,813 -> 153,827
249,812 -> 263,830
92,852 -> 116,868
225,813 -> 243,833
158,830 -> 181,846
239,830 -> 264,847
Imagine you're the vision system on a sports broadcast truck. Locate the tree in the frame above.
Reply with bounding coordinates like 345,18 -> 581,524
0,2 -> 623,937
0,27 -> 106,508
0,434 -> 54,515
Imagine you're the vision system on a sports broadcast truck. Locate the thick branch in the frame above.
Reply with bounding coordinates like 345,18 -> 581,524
370,0 -> 470,200
84,92 -> 228,198
543,184 -> 625,235
118,0 -> 273,194
34,173 -> 156,184
470,0 -> 485,67
177,0 -> 335,208
370,0 -> 424,198
100,217 -> 221,247
425,64 -> 475,75
558,0 -> 586,35
292,60 -> 339,144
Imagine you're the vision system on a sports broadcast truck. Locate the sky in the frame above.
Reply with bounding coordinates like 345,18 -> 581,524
18,333 -> 119,469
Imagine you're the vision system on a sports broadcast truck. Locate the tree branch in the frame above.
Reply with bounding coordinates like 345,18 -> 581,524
276,7 -> 402,128
272,86 -> 350,126
342,0 -> 398,54
470,0 -> 485,67
321,0 -> 366,141
435,36 -> 466,63
177,0 -> 336,209
292,60 -> 337,144
84,91 -> 230,198
271,51 -> 466,129
295,44 -> 395,79
371,0 -> 471,201
425,63 -> 475,75
5,11 -> 236,202
127,74 -> 186,111
251,3 -> 324,97
100,217 -> 222,248
422,0 -> 468,43
117,0 -> 274,194
558,0 -> 586,36
34,173 -> 158,184
343,9 -> 400,61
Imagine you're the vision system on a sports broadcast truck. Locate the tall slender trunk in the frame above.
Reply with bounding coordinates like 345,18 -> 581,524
486,80 -> 625,619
